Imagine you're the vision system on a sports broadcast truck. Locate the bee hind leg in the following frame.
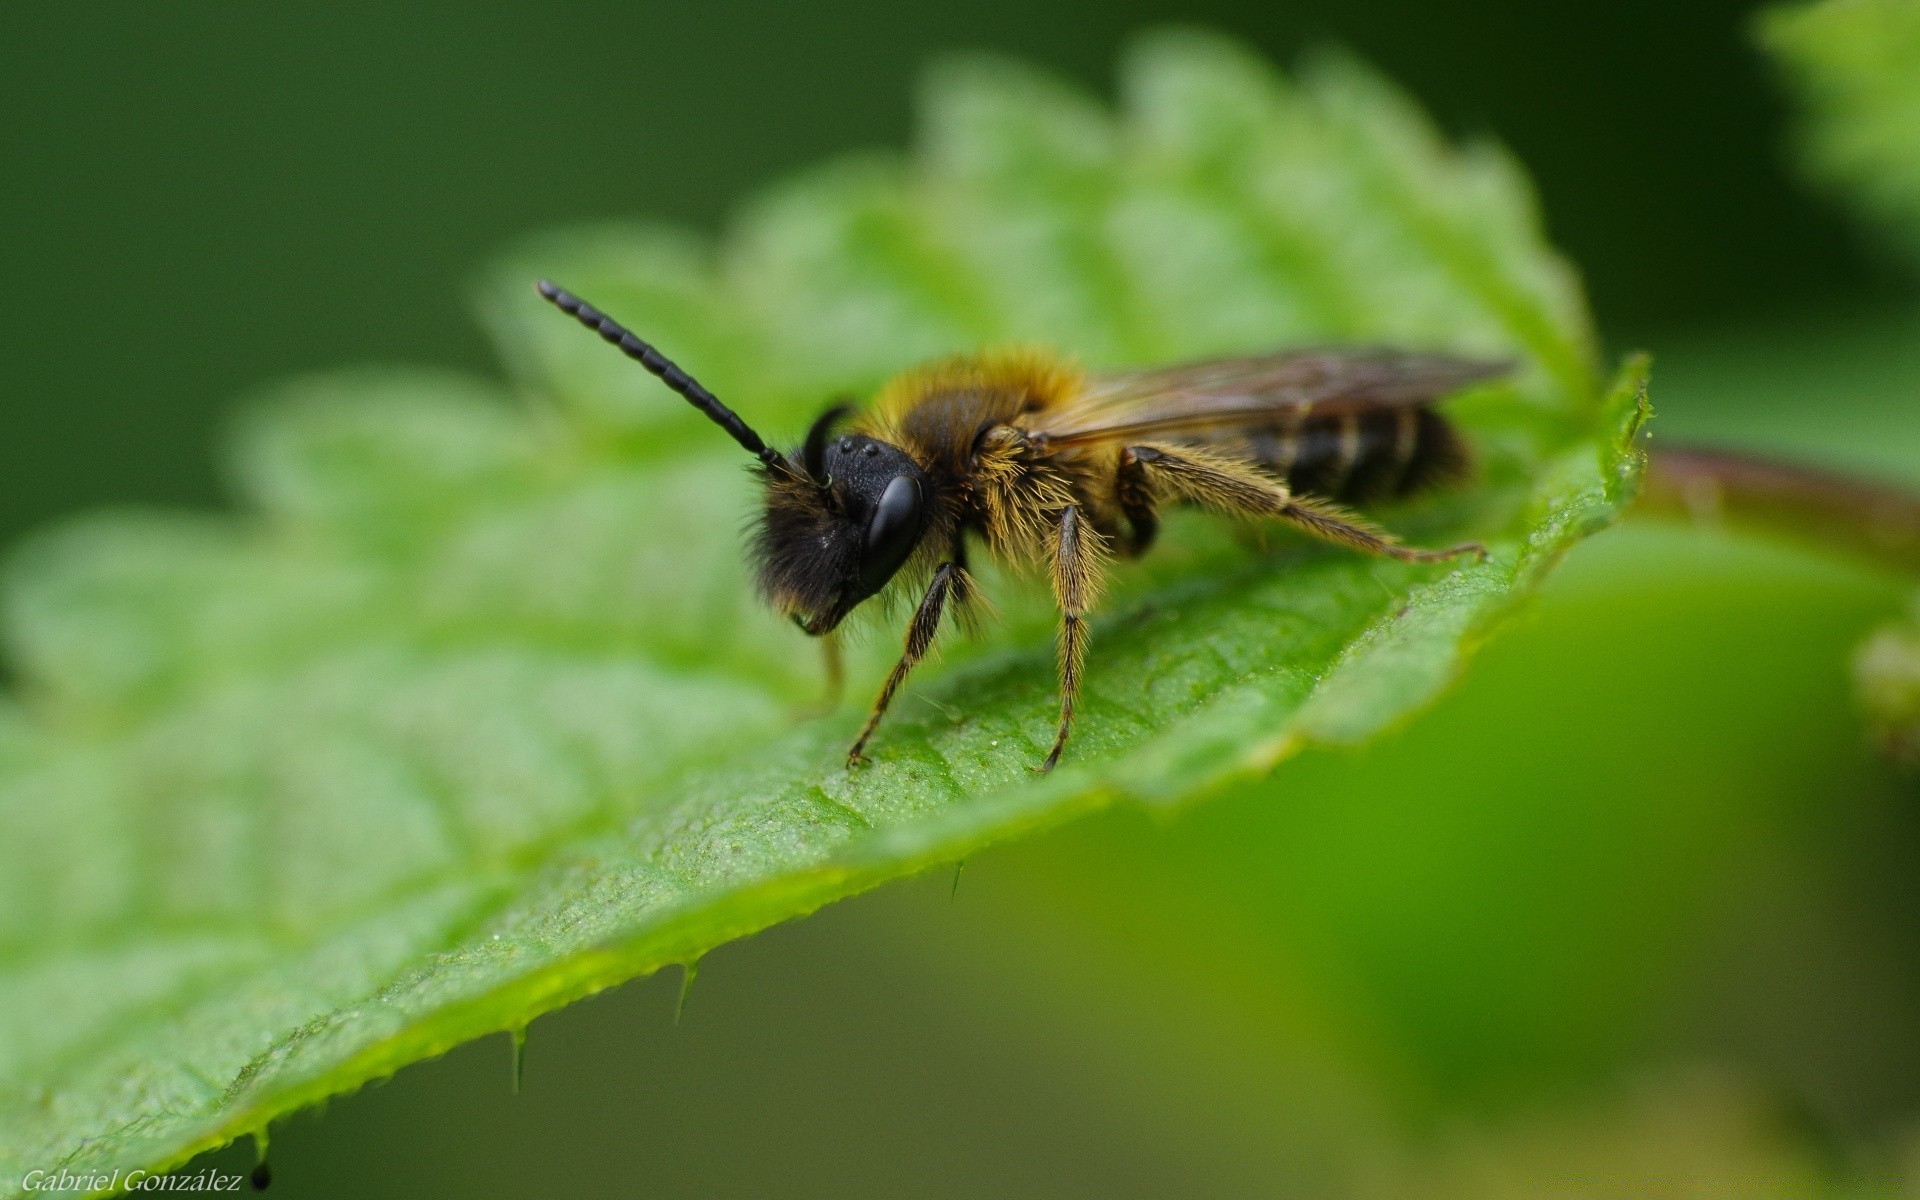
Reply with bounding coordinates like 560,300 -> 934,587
1280,492 -> 1485,564
1125,444 -> 1484,564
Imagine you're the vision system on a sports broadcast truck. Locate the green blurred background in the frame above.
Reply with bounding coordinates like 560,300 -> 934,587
8,0 -> 1920,1194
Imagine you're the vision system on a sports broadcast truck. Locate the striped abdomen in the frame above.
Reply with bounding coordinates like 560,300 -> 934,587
1197,405 -> 1469,505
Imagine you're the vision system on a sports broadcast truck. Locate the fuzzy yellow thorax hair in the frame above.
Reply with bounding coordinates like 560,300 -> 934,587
863,347 -> 1084,436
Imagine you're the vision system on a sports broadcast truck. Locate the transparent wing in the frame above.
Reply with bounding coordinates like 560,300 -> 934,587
1033,349 -> 1510,448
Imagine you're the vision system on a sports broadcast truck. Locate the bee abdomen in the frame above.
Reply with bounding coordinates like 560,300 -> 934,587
1240,406 -> 1467,504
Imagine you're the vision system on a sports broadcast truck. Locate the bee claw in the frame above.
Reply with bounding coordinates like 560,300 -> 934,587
845,749 -> 871,770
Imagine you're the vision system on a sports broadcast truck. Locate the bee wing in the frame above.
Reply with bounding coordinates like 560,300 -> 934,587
1033,349 -> 1510,448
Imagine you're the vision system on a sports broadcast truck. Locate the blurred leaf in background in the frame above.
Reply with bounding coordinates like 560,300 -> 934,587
1766,0 -> 1920,270
1763,0 -> 1920,779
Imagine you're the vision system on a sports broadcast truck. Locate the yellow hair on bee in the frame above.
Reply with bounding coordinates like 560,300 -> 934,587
851,348 -> 1089,567
861,346 -> 1084,453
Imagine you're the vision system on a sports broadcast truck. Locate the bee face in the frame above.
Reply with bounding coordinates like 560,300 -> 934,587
753,433 -> 929,635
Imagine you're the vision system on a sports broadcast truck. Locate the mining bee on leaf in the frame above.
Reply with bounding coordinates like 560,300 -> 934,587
537,280 -> 1497,771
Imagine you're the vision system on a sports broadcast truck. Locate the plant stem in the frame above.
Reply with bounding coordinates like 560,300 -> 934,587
1637,445 -> 1920,576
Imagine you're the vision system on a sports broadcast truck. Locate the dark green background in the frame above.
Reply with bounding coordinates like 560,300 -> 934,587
0,0 -> 1886,544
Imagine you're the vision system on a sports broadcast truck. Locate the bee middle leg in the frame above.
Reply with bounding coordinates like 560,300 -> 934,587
1124,445 -> 1485,563
1041,504 -> 1106,773
846,562 -> 960,767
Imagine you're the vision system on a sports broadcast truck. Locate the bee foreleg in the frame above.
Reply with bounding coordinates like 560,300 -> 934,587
846,562 -> 959,767
1041,505 -> 1107,773
1126,445 -> 1484,564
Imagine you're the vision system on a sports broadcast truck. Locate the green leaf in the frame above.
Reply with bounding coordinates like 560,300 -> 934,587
0,29 -> 1642,1194
1762,0 -> 1920,266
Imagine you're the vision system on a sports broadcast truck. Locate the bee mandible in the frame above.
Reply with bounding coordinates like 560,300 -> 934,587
536,280 -> 1496,772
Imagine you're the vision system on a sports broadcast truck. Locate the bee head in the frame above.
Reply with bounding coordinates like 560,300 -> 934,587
529,283 -> 930,634
754,408 -> 929,635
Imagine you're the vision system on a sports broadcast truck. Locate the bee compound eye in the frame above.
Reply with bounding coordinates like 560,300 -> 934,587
863,474 -> 924,576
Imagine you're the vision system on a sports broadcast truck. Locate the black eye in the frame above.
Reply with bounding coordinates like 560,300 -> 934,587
857,474 -> 923,593
866,474 -> 922,559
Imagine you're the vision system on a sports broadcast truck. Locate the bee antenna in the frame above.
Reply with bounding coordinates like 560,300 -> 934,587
535,280 -> 786,471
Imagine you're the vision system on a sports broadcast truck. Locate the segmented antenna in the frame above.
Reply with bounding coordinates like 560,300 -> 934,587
535,280 -> 784,470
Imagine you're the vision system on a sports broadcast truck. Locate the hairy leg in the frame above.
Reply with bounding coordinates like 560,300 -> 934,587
1123,444 -> 1485,563
847,562 -> 958,767
1042,505 -> 1107,772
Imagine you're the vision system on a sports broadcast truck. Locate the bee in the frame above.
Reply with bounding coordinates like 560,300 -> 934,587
537,280 -> 1498,772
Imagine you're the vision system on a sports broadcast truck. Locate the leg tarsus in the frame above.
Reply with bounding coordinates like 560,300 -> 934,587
1036,613 -> 1084,773
1282,493 -> 1484,565
1386,539 -> 1486,564
1126,444 -> 1481,567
